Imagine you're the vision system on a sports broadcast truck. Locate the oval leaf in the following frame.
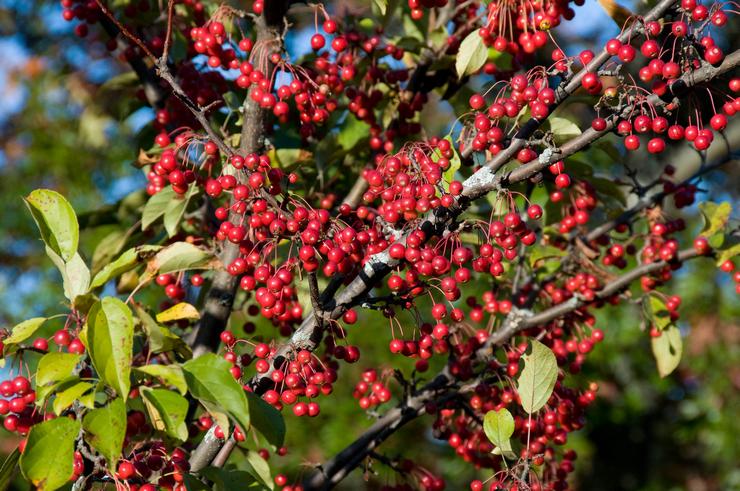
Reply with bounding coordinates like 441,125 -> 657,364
82,398 -> 127,472
483,408 -> 515,458
140,387 -> 189,441
90,245 -> 161,289
246,391 -> 286,447
517,340 -> 558,414
52,381 -> 94,415
135,364 -> 187,395
20,417 -> 81,491
4,317 -> 46,345
651,325 -> 683,377
36,353 -> 82,387
24,189 -> 79,262
148,242 -> 215,275
142,186 -> 177,231
84,297 -> 134,399
456,31 -> 487,79
182,354 -> 250,434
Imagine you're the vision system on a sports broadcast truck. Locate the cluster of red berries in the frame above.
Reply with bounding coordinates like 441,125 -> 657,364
481,0 -> 581,54
353,369 -> 394,409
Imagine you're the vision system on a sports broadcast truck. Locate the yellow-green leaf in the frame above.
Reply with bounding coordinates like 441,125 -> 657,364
651,325 -> 683,377
456,31 -> 487,79
83,298 -> 134,399
4,317 -> 46,345
20,417 -> 80,491
517,340 -> 558,414
24,189 -> 79,262
156,302 -> 200,323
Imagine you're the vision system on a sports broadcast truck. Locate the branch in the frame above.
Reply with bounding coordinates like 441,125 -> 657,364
186,2 -> 290,359
303,248 -> 704,490
245,43 -> 740,398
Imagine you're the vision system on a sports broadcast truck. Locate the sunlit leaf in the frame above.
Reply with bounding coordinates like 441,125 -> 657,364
20,417 -> 80,491
517,340 -> 558,414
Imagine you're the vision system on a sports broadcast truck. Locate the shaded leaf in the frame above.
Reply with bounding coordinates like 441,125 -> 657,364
134,305 -> 192,359
82,398 -> 126,472
0,449 -> 20,491
140,387 -> 189,441
246,391 -> 286,447
142,186 -> 177,231
135,364 -> 187,395
90,245 -> 161,289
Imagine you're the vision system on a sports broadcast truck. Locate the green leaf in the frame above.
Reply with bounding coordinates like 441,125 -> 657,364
82,398 -> 127,472
156,302 -> 200,323
456,31 -> 487,78
36,353 -> 82,387
699,201 -> 731,237
373,0 -> 387,14
0,449 -> 20,491
441,137 -> 462,192
4,317 -> 46,345
337,115 -> 368,150
517,340 -> 558,414
244,450 -> 273,489
45,247 -> 90,303
716,239 -> 740,266
140,387 -> 189,441
24,189 -> 79,262
182,354 -> 250,435
90,245 -> 162,289
52,382 -> 94,415
163,185 -> 197,237
148,242 -> 215,275
246,391 -> 286,447
546,116 -> 582,144
644,294 -> 672,331
651,325 -> 683,377
483,408 -> 515,458
183,474 -> 212,491
135,364 -> 187,395
199,468 -> 257,491
91,229 -> 128,275
62,252 -> 91,301
142,186 -> 177,231
84,297 -> 134,399
527,245 -> 567,269
20,417 -> 81,491
134,305 -> 192,359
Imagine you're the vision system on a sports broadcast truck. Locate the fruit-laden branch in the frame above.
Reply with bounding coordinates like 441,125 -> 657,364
246,43 -> 740,396
459,0 -> 678,164
187,1 -> 291,358
302,248 -> 702,490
